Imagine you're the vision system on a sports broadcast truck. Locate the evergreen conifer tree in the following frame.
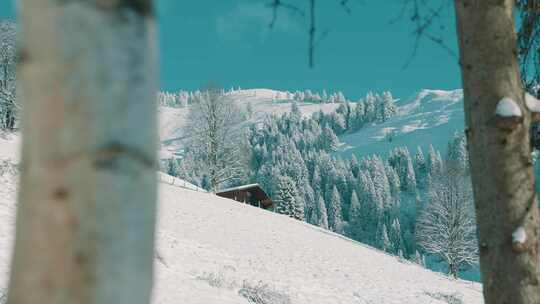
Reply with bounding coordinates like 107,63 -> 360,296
317,195 -> 329,229
275,176 -> 305,221
327,186 -> 344,232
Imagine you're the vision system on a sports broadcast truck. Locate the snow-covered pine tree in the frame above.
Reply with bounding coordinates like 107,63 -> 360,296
380,91 -> 397,122
275,176 -> 305,221
446,131 -> 469,175
363,92 -> 376,123
412,250 -> 426,267
389,147 -> 417,193
347,190 -> 362,240
413,146 -> 428,189
384,164 -> 401,198
329,112 -> 346,134
350,154 -> 360,178
352,101 -> 365,131
390,218 -> 404,255
427,144 -> 444,184
303,183 -> 317,224
321,90 -> 328,102
327,185 -> 344,232
336,91 -> 347,103
316,195 -> 329,229
336,100 -> 352,130
365,156 -> 392,211
358,171 -> 379,244
291,101 -> 301,123
312,92 -> 322,103
381,224 -> 392,252
311,165 -> 323,195
164,158 -> 179,177
320,125 -> 339,152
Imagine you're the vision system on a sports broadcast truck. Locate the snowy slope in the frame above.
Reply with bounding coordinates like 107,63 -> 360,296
0,132 -> 19,162
0,131 -> 19,270
0,168 -> 484,303
154,185 -> 483,304
157,172 -> 207,192
339,89 -> 465,158
225,89 -> 341,122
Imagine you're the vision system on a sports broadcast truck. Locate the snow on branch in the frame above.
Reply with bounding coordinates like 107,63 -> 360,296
525,92 -> 540,112
495,97 -> 522,117
512,226 -> 527,244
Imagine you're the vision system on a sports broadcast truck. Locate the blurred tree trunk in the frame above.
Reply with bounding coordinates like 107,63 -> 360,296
454,0 -> 540,303
8,1 -> 158,304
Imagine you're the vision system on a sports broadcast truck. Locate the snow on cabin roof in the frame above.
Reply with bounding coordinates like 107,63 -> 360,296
216,183 -> 273,209
216,183 -> 262,194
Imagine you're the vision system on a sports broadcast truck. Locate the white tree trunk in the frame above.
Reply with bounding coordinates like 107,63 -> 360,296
8,1 -> 158,304
454,0 -> 540,303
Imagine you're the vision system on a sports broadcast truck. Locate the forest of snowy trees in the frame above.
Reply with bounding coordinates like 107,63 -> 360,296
163,90 -> 478,277
0,20 -> 16,131
157,87 -> 360,109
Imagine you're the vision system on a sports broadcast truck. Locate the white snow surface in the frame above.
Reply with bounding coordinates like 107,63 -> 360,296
0,132 -> 19,163
525,93 -> 540,113
512,226 -> 527,244
0,134 -> 485,303
339,89 -> 465,158
495,97 -> 522,117
158,172 -> 207,192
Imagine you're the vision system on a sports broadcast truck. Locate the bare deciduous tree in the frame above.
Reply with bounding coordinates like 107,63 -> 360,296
416,168 -> 478,279
8,1 -> 158,304
184,88 -> 247,192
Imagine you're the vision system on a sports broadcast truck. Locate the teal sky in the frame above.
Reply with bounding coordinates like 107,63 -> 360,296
0,1 -> 461,100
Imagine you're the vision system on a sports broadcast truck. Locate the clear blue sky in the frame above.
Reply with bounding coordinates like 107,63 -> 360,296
0,0 -> 461,100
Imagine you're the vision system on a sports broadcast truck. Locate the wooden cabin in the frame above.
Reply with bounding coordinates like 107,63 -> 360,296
216,183 -> 274,210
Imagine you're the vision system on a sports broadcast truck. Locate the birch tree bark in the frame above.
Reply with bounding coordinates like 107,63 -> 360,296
454,0 -> 540,303
8,1 -> 158,304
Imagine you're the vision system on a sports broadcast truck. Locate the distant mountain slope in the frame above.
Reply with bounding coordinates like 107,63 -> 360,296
338,89 -> 465,158
160,88 -> 466,161
159,89 -> 341,159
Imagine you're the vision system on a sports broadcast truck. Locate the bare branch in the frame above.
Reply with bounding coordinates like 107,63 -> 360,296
340,0 -> 353,14
266,0 -> 305,28
267,0 -> 359,68
401,0 -> 456,69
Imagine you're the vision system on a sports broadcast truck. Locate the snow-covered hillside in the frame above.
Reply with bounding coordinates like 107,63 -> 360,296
339,89 -> 464,158
0,132 -> 484,304
160,88 -> 466,161
159,89 -> 340,159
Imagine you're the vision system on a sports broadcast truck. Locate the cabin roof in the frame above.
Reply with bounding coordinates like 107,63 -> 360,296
216,183 -> 273,208
217,183 -> 261,193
